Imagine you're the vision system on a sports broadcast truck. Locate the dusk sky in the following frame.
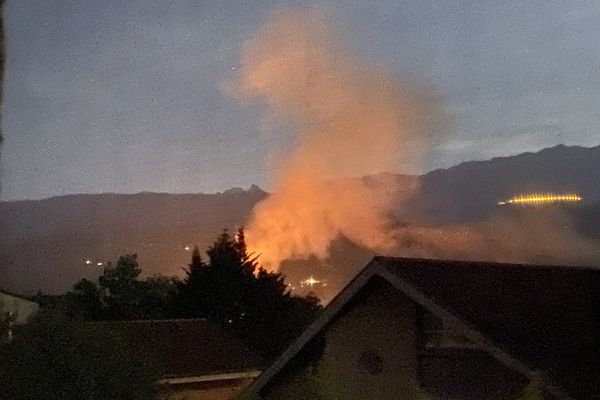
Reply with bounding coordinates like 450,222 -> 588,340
2,1 -> 599,201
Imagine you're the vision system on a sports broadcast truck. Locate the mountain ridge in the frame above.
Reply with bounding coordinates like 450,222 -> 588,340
1,143 -> 599,295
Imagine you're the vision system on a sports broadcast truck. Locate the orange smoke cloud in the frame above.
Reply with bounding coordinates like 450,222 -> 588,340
231,9 -> 446,268
389,210 -> 599,266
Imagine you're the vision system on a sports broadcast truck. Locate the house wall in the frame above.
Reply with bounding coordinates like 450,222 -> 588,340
0,292 -> 39,325
255,277 -> 546,400
261,279 -> 421,400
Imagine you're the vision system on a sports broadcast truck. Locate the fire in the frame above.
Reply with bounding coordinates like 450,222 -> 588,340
498,193 -> 582,206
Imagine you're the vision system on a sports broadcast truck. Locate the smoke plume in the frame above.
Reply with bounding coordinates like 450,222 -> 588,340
390,210 -> 599,266
231,9 -> 599,272
232,9 -> 446,268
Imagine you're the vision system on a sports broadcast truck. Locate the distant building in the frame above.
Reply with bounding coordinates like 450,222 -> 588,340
84,319 -> 263,400
242,257 -> 600,400
0,289 -> 40,341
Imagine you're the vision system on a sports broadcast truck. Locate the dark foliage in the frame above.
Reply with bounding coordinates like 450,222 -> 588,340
66,254 -> 178,321
64,228 -> 321,359
175,228 -> 322,359
0,310 -> 158,400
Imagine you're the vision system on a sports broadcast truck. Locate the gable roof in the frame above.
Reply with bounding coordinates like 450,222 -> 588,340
83,319 -> 264,380
244,256 -> 600,400
380,257 -> 600,400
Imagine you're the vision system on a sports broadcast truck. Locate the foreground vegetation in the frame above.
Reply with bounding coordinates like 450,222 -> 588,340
61,228 -> 321,359
0,311 -> 159,400
0,228 -> 321,399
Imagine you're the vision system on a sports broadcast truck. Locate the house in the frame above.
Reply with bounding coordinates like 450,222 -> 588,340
84,319 -> 264,400
0,289 -> 40,341
241,257 -> 600,400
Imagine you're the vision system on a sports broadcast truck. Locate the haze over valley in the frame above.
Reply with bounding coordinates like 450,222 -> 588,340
2,143 -> 599,297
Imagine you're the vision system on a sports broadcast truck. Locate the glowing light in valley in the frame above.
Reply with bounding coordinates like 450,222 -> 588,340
184,245 -> 191,252
304,276 -> 320,286
84,259 -> 92,265
498,193 -> 582,206
299,276 -> 327,288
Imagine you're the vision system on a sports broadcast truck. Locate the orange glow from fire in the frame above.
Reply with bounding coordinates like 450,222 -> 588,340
232,9 -> 444,269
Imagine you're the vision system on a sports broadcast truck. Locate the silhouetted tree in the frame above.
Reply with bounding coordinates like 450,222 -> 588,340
67,254 -> 177,321
186,245 -> 206,284
137,275 -> 179,319
64,229 -> 321,358
69,278 -> 105,320
176,228 -> 322,359
174,245 -> 207,318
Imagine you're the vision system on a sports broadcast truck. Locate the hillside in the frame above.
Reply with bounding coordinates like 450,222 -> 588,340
413,144 -> 600,223
1,144 -> 599,295
0,189 -> 266,294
